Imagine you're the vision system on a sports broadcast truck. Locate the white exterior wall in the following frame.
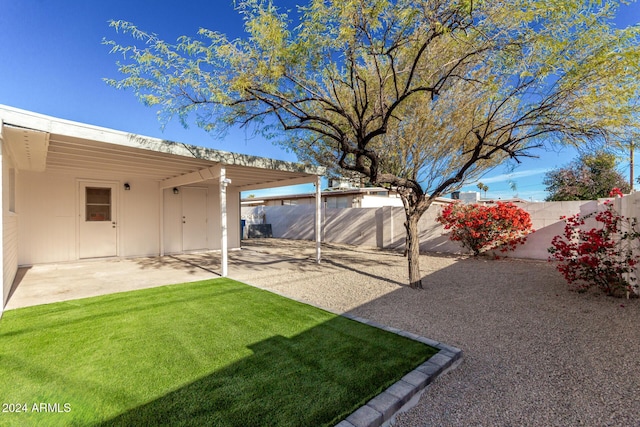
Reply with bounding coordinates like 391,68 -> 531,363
17,170 -> 242,265
3,214 -> 17,305
17,171 -> 161,264
18,171 -> 77,264
360,194 -> 404,208
120,178 -> 161,257
163,184 -> 240,254
163,187 -> 183,254
2,142 -> 18,308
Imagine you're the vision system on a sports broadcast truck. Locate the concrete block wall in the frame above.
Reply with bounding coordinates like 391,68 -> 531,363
243,205 -> 379,246
255,205 -> 316,240
242,195 -> 640,261
507,201 -> 590,259
324,207 -> 378,247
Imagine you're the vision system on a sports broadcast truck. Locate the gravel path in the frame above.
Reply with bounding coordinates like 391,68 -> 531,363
223,239 -> 640,427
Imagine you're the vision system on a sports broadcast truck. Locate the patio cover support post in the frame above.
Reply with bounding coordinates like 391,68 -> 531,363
220,166 -> 229,277
159,186 -> 165,256
0,123 -> 4,315
315,175 -> 321,264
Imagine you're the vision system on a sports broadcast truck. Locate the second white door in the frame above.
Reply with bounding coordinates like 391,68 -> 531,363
182,187 -> 208,251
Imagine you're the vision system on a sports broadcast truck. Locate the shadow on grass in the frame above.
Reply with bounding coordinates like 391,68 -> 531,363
1,279 -> 435,427
1,284 -> 247,339
97,315 -> 434,427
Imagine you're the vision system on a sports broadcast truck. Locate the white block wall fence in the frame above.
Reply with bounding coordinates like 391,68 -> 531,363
242,193 -> 640,261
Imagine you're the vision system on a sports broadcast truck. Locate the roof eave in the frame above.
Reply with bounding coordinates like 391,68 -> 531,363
0,104 -> 325,176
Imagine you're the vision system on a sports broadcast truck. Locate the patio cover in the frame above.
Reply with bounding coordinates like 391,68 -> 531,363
0,105 -> 325,276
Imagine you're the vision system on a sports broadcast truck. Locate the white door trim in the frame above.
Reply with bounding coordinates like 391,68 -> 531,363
77,180 -> 120,259
181,186 -> 208,252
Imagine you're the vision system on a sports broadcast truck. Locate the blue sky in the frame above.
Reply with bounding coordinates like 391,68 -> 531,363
1,1 -> 638,201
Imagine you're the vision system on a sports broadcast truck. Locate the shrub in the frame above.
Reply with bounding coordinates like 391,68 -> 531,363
548,199 -> 640,297
437,202 -> 533,256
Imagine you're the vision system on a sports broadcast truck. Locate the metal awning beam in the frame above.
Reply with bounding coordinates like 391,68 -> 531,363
239,175 -> 318,191
159,165 -> 222,189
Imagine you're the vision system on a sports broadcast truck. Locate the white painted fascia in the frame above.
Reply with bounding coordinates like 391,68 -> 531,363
0,104 -> 325,176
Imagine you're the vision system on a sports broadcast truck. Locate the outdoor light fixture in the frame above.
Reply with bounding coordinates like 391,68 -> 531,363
124,183 -> 131,191
173,187 -> 180,194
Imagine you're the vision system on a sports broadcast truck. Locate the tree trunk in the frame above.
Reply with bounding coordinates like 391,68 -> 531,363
405,213 -> 423,289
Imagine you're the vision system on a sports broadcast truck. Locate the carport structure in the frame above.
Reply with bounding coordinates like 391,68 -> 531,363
0,105 -> 324,314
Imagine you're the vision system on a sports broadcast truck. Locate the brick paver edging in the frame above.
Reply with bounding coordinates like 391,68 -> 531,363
239,280 -> 463,427
334,313 -> 463,427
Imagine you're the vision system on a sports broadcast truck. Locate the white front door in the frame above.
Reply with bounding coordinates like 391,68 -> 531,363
182,187 -> 208,251
79,182 -> 118,258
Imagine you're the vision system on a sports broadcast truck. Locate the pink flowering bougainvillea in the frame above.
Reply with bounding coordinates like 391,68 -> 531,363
437,202 -> 533,256
548,199 -> 640,297
608,187 -> 624,198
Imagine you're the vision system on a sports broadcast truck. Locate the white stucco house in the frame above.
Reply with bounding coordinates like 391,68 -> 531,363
0,105 -> 324,314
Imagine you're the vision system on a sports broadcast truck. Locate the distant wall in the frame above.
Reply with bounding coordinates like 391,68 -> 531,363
242,197 -> 636,260
243,205 -> 379,247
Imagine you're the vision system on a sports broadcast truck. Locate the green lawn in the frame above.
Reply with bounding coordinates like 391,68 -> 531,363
0,278 -> 435,426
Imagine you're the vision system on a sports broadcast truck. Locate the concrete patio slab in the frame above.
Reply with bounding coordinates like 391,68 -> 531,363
5,255 -> 219,310
3,239 -> 357,311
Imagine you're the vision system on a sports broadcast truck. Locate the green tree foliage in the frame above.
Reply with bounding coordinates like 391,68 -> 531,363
544,152 -> 631,201
105,0 -> 640,288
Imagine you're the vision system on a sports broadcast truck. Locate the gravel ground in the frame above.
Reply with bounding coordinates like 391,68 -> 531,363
218,239 -> 640,427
